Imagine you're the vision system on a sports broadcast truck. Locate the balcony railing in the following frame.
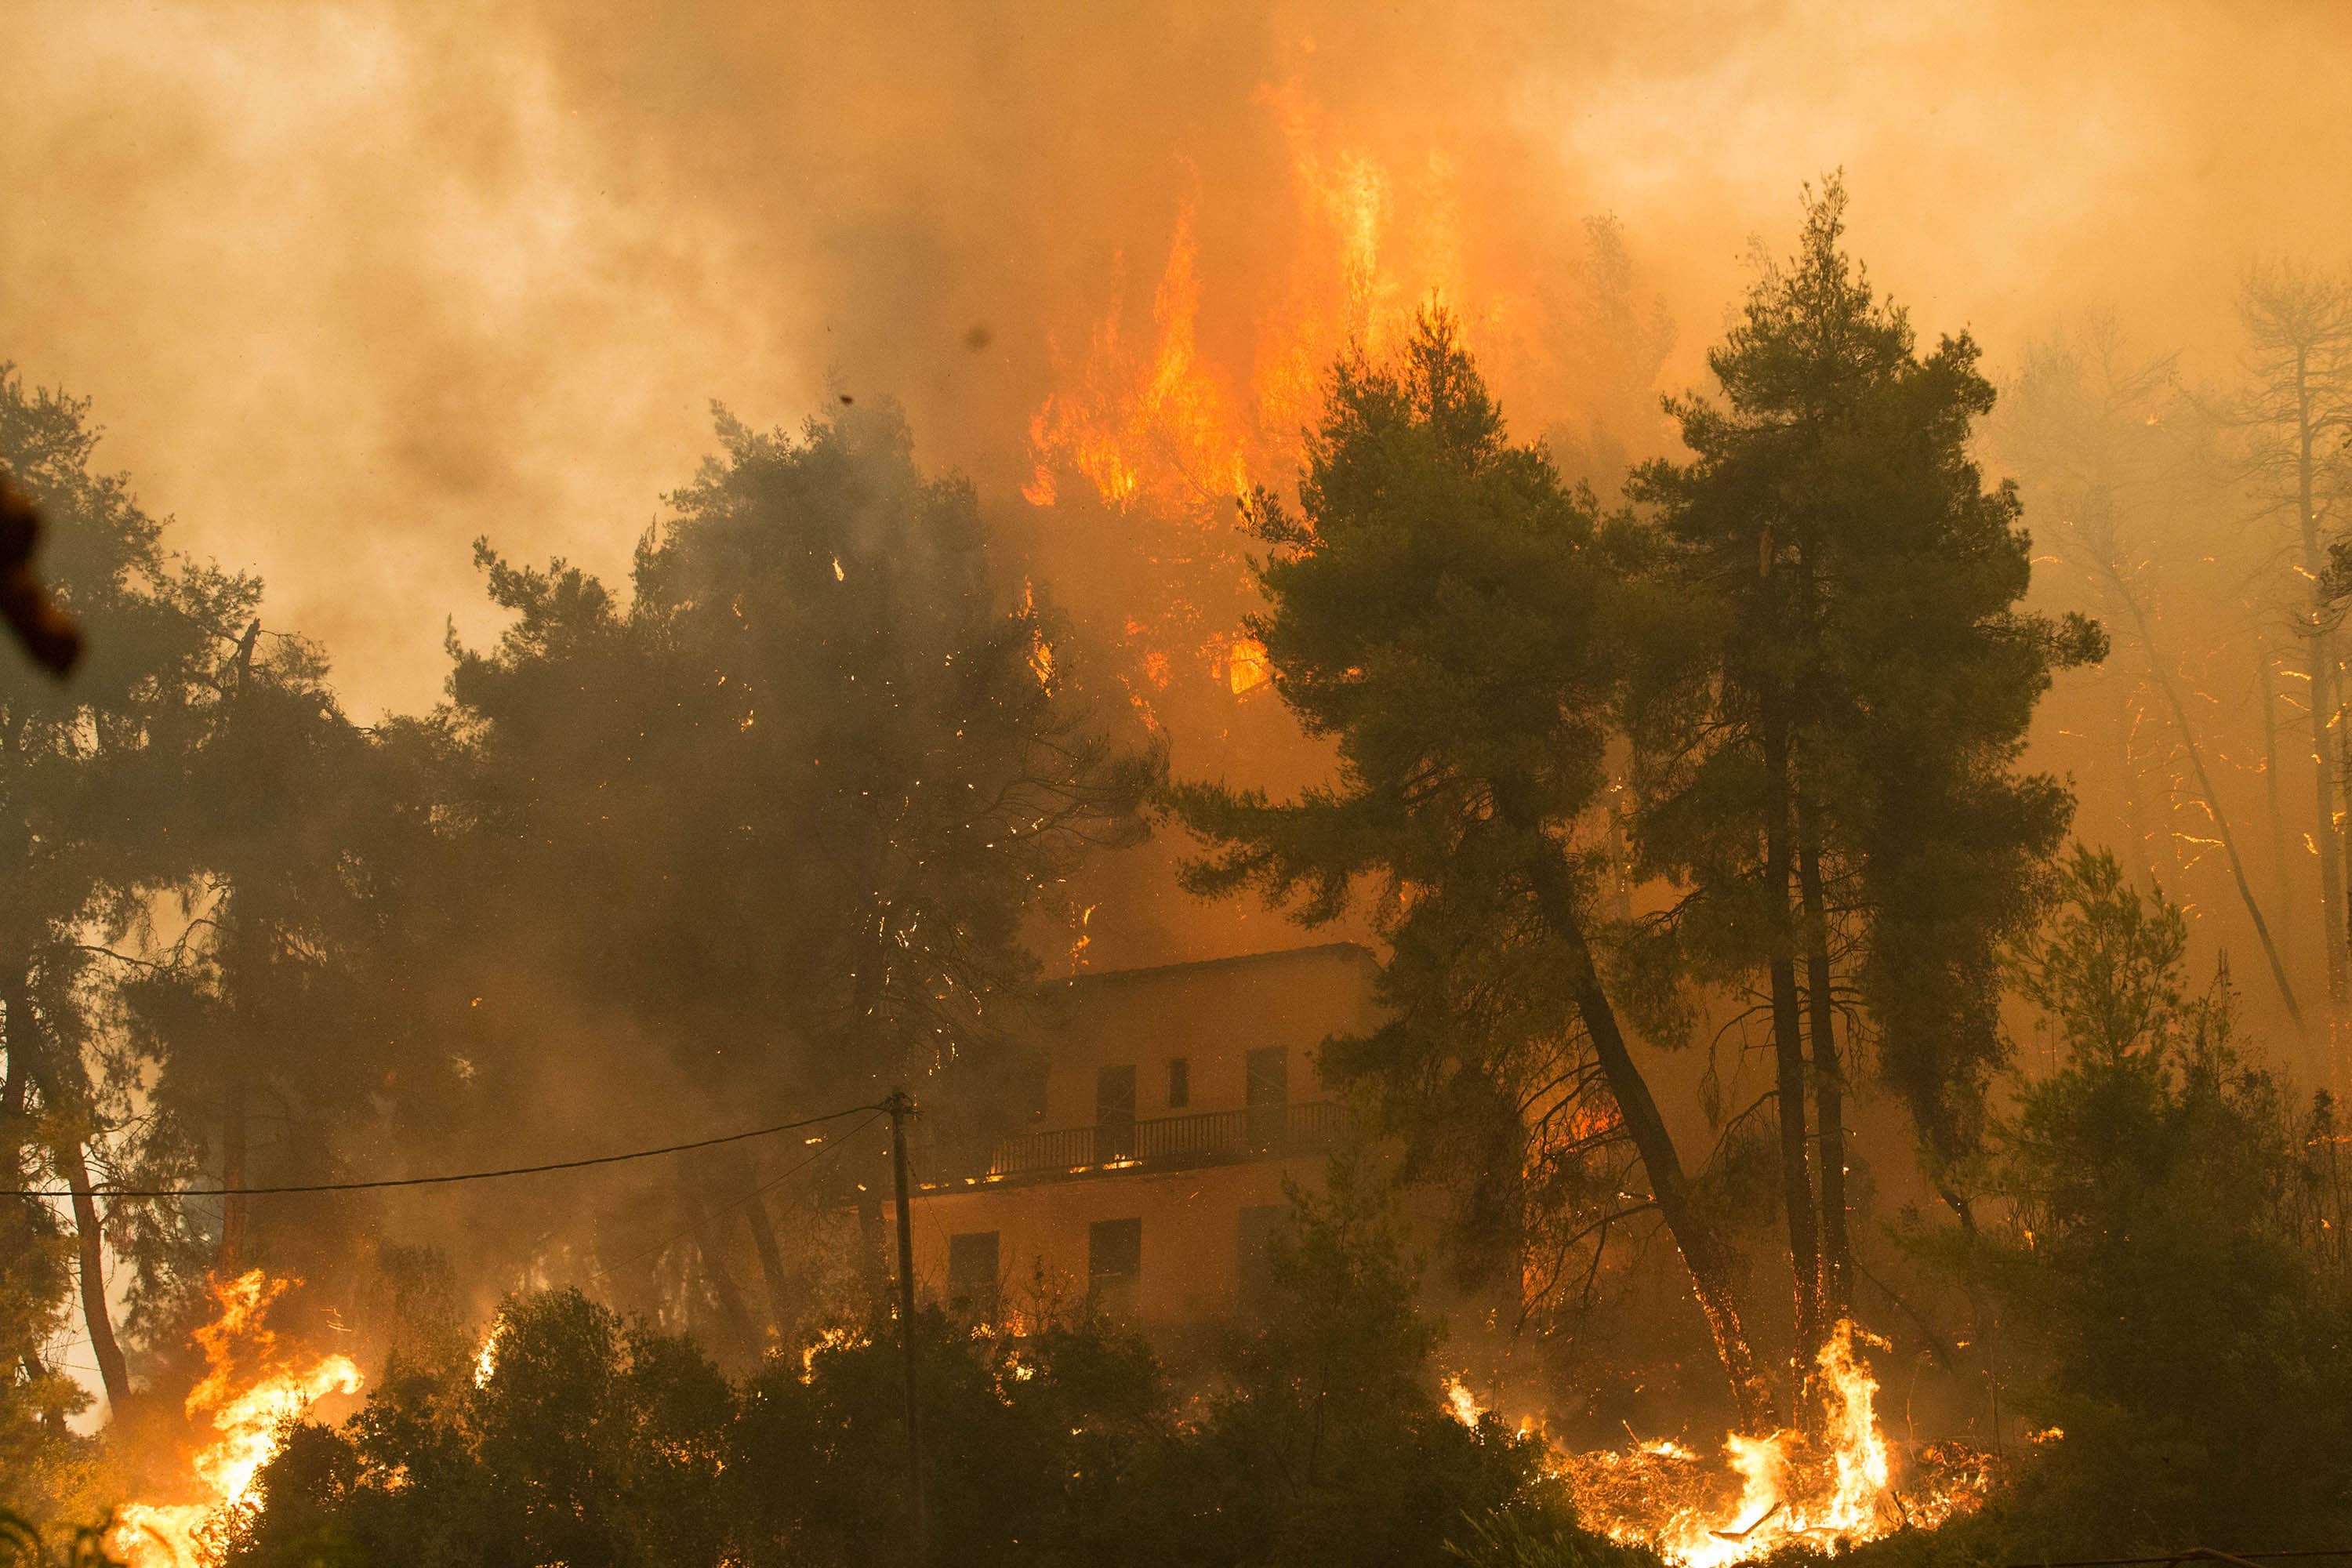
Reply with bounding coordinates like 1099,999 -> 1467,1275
980,1100 -> 1346,1181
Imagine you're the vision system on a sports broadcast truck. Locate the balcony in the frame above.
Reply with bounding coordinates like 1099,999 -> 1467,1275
963,1100 -> 1347,1184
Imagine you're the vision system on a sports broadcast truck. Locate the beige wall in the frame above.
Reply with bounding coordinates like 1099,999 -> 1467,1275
902,943 -> 1382,1328
906,1153 -> 1327,1325
1032,942 -> 1377,1127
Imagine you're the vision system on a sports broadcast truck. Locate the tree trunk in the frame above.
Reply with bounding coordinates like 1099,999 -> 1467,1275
743,1181 -> 794,1336
2111,583 -> 2304,1031
2295,354 -> 2349,1009
219,1065 -> 249,1273
57,1135 -> 132,1411
1521,834 -> 1772,1432
680,1158 -> 759,1356
1796,797 -> 1849,1325
3,964 -> 132,1412
1762,710 -> 1822,1381
2261,646 -> 2299,984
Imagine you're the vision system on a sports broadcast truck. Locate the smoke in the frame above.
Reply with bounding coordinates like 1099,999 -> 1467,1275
5,0 -> 2344,721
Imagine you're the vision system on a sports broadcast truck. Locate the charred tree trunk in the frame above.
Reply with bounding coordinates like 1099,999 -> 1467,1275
1796,797 -> 1849,1324
1762,709 -> 1822,1383
1519,827 -> 1772,1432
680,1159 -> 759,1356
2293,351 -> 2350,1007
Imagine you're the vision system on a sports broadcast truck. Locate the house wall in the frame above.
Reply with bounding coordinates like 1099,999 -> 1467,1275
906,1153 -> 1327,1325
1031,941 -> 1377,1125
902,942 -> 1382,1328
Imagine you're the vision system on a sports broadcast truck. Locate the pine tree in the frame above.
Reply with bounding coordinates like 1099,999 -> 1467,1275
1630,181 -> 2100,1377
1168,314 -> 1771,1430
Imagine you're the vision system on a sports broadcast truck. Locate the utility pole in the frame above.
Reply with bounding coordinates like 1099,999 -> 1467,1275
884,1087 -> 925,1563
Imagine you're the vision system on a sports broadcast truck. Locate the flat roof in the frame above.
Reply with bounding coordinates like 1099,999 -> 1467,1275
1044,941 -> 1376,993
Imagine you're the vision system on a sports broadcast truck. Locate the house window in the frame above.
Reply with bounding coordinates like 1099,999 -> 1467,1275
1096,1064 -> 1137,1160
1167,1056 -> 1190,1109
947,1230 -> 1000,1315
1246,1045 -> 1289,1148
1089,1217 -> 1142,1316
1237,1203 -> 1285,1313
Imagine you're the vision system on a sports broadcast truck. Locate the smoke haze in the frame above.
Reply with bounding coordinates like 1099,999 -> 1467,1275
8,0 -> 2344,715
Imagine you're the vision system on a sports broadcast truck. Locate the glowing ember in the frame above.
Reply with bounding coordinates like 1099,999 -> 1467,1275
799,1323 -> 869,1381
1559,1322 -> 1988,1566
114,1271 -> 363,1568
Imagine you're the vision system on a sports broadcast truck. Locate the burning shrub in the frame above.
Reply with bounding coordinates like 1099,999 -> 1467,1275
206,1177 -> 1607,1568
216,1289 -> 730,1568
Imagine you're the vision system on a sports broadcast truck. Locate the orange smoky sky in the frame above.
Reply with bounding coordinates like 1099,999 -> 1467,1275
3,0 -> 2346,720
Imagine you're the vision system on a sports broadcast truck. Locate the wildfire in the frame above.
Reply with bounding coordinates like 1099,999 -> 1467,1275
473,1319 -> 503,1388
1017,87 -> 1476,724
1225,636 -> 1270,695
1442,1374 -> 1486,1429
114,1271 -> 363,1568
1539,1323 -> 1988,1566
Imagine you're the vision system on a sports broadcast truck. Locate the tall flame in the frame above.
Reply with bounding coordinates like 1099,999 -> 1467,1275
1530,1322 -> 1988,1566
114,1271 -> 364,1568
1017,89 -> 1476,726
1022,201 -> 1250,521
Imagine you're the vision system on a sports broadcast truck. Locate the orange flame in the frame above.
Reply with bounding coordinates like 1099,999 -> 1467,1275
114,1272 -> 363,1568
1522,1322 -> 1988,1566
1018,89 -> 1475,721
1023,201 -> 1250,520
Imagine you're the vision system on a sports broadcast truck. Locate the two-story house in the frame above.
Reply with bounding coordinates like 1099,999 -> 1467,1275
902,942 -> 1380,1328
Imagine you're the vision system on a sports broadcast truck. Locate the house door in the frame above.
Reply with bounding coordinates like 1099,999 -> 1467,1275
1096,1064 -> 1137,1160
1246,1046 -> 1288,1149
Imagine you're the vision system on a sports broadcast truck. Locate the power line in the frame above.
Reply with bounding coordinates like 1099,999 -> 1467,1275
607,1108 -> 882,1275
0,1102 -> 880,1199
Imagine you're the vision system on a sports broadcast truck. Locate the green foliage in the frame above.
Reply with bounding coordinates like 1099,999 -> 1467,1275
0,360 -> 260,1462
1172,1163 -> 1578,1568
0,377 -> 1160,1523
225,1289 -> 732,1568
1631,177 -> 2100,1176
220,1181 -> 1600,1568
1916,848 -> 2352,1552
441,401 -> 1156,1160
0,1185 -> 108,1523
1444,1506 -> 1660,1568
1165,309 -> 1676,1304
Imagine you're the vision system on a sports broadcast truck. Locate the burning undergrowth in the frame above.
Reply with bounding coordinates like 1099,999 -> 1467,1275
1454,1323 -> 1994,1567
113,1272 -> 361,1568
